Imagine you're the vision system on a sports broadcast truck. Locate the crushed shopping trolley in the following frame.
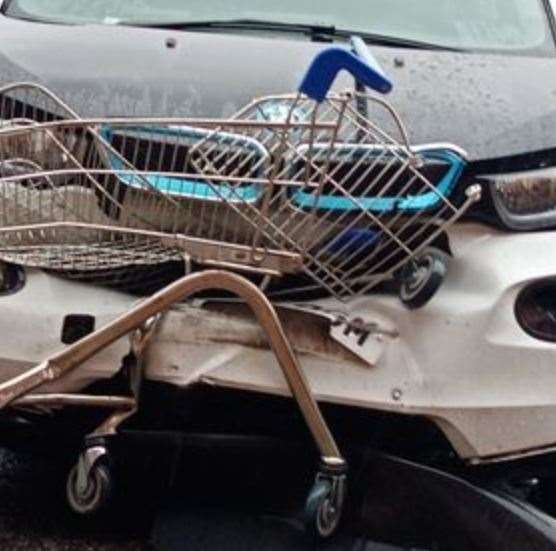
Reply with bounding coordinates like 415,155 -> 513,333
0,43 -> 481,539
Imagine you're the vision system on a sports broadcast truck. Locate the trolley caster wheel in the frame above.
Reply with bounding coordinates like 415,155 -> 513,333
400,249 -> 447,310
304,475 -> 346,540
66,452 -> 113,516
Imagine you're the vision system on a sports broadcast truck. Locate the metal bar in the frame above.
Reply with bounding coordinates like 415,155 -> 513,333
0,221 -> 304,273
0,118 -> 337,136
12,394 -> 135,409
0,270 -> 342,459
0,167 -> 319,190
200,258 -> 282,277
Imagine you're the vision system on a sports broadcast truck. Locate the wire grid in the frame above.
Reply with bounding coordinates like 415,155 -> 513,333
0,83 -> 479,298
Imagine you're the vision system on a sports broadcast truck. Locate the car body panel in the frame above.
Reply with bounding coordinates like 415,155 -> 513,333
0,16 -> 555,162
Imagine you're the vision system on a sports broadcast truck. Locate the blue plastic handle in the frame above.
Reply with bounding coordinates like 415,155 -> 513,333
299,45 -> 393,102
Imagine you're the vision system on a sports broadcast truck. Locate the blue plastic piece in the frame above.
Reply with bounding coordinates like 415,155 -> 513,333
350,35 -> 390,84
291,147 -> 467,213
100,125 -> 266,203
299,47 -> 393,102
324,228 -> 381,256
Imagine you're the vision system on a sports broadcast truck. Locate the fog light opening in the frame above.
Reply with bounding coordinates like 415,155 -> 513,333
515,280 -> 556,343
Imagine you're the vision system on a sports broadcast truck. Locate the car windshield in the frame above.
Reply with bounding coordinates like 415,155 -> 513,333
4,0 -> 553,54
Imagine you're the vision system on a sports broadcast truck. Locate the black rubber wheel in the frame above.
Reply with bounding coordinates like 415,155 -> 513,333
304,479 -> 344,540
400,250 -> 447,310
66,461 -> 113,516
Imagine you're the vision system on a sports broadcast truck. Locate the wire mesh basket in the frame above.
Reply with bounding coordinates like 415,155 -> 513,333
0,48 -> 481,302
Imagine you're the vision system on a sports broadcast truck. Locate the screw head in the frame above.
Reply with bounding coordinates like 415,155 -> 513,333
392,388 -> 403,401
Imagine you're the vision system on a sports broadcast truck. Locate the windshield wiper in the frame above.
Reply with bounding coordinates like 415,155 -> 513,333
355,30 -> 463,51
121,18 -> 337,36
120,18 -> 463,51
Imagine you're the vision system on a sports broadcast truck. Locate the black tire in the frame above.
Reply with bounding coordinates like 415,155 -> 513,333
304,479 -> 344,540
400,250 -> 447,310
66,462 -> 113,516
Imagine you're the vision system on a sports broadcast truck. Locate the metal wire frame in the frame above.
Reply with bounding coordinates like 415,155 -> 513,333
233,93 -> 480,294
0,270 -> 344,462
0,115 -> 307,275
0,83 -> 481,299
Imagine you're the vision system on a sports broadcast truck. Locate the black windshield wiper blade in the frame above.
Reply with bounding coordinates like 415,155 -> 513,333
120,18 -> 463,51
351,31 -> 464,52
120,18 -> 337,35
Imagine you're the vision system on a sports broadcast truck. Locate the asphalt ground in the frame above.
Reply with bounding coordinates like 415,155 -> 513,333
0,448 -> 149,550
0,442 -> 386,551
0,440 -> 420,551
6,438 -> 553,551
0,438 -> 330,551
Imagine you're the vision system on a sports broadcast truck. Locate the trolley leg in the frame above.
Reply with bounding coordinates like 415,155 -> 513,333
66,317 -> 159,515
0,271 -> 347,537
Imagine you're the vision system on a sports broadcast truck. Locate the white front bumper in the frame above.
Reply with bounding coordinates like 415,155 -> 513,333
0,224 -> 555,462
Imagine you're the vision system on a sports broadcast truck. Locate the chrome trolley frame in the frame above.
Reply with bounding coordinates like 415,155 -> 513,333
0,45 -> 480,538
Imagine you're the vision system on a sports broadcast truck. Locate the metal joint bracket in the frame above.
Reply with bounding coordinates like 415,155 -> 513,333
129,314 -> 161,357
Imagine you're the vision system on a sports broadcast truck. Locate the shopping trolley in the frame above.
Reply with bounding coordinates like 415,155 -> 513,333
0,44 -> 481,539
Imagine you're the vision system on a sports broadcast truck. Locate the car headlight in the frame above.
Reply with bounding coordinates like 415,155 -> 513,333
488,167 -> 556,230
